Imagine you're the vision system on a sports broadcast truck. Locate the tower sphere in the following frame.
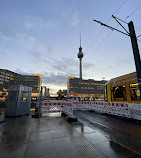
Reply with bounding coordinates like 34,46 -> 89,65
77,47 -> 84,58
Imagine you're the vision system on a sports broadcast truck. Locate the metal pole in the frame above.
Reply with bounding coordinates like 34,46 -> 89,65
39,86 -> 42,115
128,21 -> 141,98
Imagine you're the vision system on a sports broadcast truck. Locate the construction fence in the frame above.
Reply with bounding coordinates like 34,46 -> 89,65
40,100 -> 141,120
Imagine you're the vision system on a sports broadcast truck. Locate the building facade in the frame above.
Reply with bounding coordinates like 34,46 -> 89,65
42,86 -> 50,99
67,76 -> 107,100
0,69 -> 42,101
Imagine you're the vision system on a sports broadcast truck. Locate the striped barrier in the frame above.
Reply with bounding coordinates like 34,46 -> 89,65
102,102 -> 131,118
40,100 -> 141,120
41,100 -> 76,118
129,103 -> 141,120
72,101 -> 132,119
63,101 -> 75,118
41,101 -> 63,114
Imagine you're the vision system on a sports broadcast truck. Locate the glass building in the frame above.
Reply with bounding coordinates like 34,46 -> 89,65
67,76 -> 107,100
0,69 -> 42,101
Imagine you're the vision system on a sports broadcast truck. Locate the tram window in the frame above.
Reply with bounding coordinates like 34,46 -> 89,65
113,86 -> 126,100
130,83 -> 140,101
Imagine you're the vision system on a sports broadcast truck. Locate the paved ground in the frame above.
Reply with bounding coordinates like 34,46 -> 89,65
0,111 -> 140,158
0,113 -> 107,158
74,111 -> 141,158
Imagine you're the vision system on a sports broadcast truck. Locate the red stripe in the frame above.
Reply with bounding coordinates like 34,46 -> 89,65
121,103 -> 124,107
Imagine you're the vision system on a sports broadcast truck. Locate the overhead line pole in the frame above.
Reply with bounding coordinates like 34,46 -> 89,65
128,21 -> 141,98
93,16 -> 141,98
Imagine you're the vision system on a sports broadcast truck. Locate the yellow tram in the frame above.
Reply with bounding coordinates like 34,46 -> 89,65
106,72 -> 141,103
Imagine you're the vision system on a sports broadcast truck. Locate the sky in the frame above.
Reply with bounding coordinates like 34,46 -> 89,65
0,0 -> 141,94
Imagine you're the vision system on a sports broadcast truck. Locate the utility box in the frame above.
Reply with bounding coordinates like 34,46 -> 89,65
5,85 -> 32,116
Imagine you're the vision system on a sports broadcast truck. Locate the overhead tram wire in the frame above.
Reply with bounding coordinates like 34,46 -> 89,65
125,5 -> 141,42
90,4 -> 141,54
125,5 -> 141,20
85,0 -> 128,54
125,5 -> 141,40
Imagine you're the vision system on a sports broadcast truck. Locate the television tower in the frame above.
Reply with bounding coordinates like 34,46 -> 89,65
77,34 -> 84,79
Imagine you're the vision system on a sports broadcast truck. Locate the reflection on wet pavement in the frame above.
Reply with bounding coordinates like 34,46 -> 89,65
0,112 -> 140,158
73,111 -> 141,158
0,114 -> 107,158
73,123 -> 140,158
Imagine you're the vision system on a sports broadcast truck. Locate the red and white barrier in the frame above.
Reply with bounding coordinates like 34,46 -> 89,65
40,100 -> 141,120
101,102 -> 131,118
129,103 -> 141,120
63,101 -> 75,118
41,100 -> 76,118
72,101 -> 92,110
41,100 -> 63,114
72,101 -> 132,119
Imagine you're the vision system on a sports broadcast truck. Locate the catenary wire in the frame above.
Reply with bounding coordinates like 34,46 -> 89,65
125,5 -> 141,20
85,0 -> 128,53
89,3 -> 141,55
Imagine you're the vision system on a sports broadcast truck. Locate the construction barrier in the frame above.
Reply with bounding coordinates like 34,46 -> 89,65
63,101 -> 75,118
72,101 -> 131,118
41,100 -> 63,114
102,102 -> 131,118
41,100 -> 76,118
40,100 -> 141,120
129,103 -> 141,120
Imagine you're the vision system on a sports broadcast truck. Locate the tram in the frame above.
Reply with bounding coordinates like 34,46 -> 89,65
105,72 -> 141,103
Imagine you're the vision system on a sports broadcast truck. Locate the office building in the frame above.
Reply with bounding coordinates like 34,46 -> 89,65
67,76 -> 107,100
0,69 -> 42,101
42,86 -> 50,99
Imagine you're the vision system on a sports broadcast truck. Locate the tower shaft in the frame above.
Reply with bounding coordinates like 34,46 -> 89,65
80,58 -> 82,79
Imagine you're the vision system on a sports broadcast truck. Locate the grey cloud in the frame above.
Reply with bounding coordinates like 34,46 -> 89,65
24,15 -> 58,32
14,69 -> 33,75
0,21 -> 25,41
83,62 -> 95,69
50,56 -> 95,74
42,72 -> 68,86
51,57 -> 78,72
31,51 -> 41,58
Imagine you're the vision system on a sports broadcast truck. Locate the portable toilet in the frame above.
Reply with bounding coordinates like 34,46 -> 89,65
5,85 -> 32,116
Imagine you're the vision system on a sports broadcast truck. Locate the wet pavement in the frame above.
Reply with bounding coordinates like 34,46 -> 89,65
74,111 -> 141,158
0,111 -> 140,158
0,113 -> 106,158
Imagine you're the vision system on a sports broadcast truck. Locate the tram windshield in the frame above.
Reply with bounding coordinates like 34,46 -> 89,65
130,83 -> 140,101
113,86 -> 126,101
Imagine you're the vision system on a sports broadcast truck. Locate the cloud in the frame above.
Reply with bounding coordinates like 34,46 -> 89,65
14,68 -> 33,75
24,15 -> 59,33
0,21 -> 26,41
71,11 -> 80,26
42,72 -> 68,86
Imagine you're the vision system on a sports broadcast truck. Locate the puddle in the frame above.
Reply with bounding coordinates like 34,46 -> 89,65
75,125 -> 96,134
73,121 -> 140,158
42,113 -> 61,117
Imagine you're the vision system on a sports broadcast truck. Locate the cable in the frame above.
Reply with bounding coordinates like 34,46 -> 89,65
112,0 -> 128,15
125,5 -> 141,20
125,5 -> 141,34
88,31 -> 113,55
85,0 -> 128,53
89,3 -> 141,55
